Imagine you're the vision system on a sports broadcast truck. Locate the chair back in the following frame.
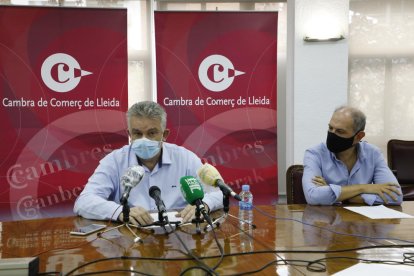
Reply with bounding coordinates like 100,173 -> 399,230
286,165 -> 306,204
387,139 -> 414,200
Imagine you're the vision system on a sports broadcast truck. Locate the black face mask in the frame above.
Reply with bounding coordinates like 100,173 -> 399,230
326,131 -> 359,153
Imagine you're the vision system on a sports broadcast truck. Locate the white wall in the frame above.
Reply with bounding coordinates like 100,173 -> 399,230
280,0 -> 349,195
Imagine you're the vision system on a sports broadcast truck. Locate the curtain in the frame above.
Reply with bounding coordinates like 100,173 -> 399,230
349,0 -> 414,156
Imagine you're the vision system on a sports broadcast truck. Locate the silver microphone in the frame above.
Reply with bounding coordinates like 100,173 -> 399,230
120,166 -> 145,204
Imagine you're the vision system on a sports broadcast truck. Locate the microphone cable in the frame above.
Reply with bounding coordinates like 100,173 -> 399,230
60,245 -> 414,276
178,218 -> 225,276
167,212 -> 221,276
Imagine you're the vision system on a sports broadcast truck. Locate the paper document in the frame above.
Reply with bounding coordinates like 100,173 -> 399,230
128,211 -> 183,230
333,263 -> 414,276
149,211 -> 182,225
344,205 -> 414,219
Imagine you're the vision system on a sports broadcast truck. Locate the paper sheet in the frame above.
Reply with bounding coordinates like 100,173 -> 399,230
127,211 -> 183,230
333,263 -> 414,276
344,205 -> 414,219
149,211 -> 183,224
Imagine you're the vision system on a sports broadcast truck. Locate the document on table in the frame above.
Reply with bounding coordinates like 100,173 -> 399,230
333,263 -> 414,276
149,211 -> 183,225
344,205 -> 414,219
129,211 -> 183,230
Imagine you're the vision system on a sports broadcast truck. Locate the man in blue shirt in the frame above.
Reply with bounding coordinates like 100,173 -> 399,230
74,101 -> 223,225
302,106 -> 402,205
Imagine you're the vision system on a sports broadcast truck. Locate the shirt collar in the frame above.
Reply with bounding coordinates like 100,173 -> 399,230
160,142 -> 172,166
356,142 -> 366,161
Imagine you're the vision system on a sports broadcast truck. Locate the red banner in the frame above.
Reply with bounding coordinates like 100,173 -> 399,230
0,7 -> 128,221
155,12 -> 278,204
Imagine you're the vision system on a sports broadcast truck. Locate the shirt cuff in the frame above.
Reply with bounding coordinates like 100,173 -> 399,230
113,206 -> 123,221
329,184 -> 342,201
361,194 -> 377,206
202,198 -> 215,212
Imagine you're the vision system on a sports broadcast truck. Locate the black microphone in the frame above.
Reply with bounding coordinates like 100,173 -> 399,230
149,186 -> 168,221
215,179 -> 242,201
197,163 -> 241,201
120,166 -> 145,204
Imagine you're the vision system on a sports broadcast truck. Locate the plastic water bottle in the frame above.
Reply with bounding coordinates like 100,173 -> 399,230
238,184 -> 253,225
238,184 -> 254,252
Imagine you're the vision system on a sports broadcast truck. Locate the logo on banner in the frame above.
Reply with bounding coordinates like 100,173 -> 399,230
198,55 -> 245,92
41,53 -> 92,93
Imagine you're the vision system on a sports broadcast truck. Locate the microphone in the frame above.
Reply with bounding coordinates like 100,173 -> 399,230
197,163 -> 241,201
120,165 -> 145,204
179,176 -> 212,225
149,186 -> 168,221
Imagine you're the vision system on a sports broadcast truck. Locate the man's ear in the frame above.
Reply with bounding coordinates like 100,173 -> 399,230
162,129 -> 170,141
356,131 -> 365,141
126,129 -> 132,144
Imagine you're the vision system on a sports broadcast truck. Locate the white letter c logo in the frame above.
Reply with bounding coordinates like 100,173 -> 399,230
198,55 -> 245,92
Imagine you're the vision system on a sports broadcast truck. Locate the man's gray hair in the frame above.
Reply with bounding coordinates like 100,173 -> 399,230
334,105 -> 366,133
127,101 -> 167,130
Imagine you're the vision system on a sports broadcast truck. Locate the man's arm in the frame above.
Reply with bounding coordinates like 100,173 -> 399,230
358,149 -> 403,205
338,183 -> 401,203
73,163 -> 123,221
303,149 -> 341,205
311,176 -> 401,204
74,151 -> 129,221
304,145 -> 403,205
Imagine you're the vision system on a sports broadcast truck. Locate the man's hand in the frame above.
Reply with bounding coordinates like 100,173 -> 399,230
118,206 -> 154,226
339,183 -> 401,203
177,205 -> 196,223
312,176 -> 327,186
176,204 -> 210,223
363,183 -> 402,204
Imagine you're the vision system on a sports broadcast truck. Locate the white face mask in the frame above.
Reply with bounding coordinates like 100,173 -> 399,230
131,137 -> 161,160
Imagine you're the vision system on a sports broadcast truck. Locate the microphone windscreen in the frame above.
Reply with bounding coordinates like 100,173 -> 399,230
149,185 -> 161,198
196,163 -> 223,187
122,165 -> 145,188
179,176 -> 204,205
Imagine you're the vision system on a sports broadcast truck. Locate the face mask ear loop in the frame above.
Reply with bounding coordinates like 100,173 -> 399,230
352,128 -> 364,141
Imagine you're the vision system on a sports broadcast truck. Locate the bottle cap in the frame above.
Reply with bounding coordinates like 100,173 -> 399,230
242,184 -> 250,191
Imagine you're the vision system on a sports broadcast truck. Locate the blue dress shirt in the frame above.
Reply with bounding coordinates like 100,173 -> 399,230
303,141 -> 402,205
73,142 -> 223,220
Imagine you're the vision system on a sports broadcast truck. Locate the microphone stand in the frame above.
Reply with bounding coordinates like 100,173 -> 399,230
158,210 -> 165,224
191,205 -> 205,234
99,200 -> 143,243
223,192 -> 230,214
204,188 -> 229,232
155,210 -> 171,235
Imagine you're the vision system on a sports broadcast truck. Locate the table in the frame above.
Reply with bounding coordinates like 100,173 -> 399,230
1,202 -> 414,275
